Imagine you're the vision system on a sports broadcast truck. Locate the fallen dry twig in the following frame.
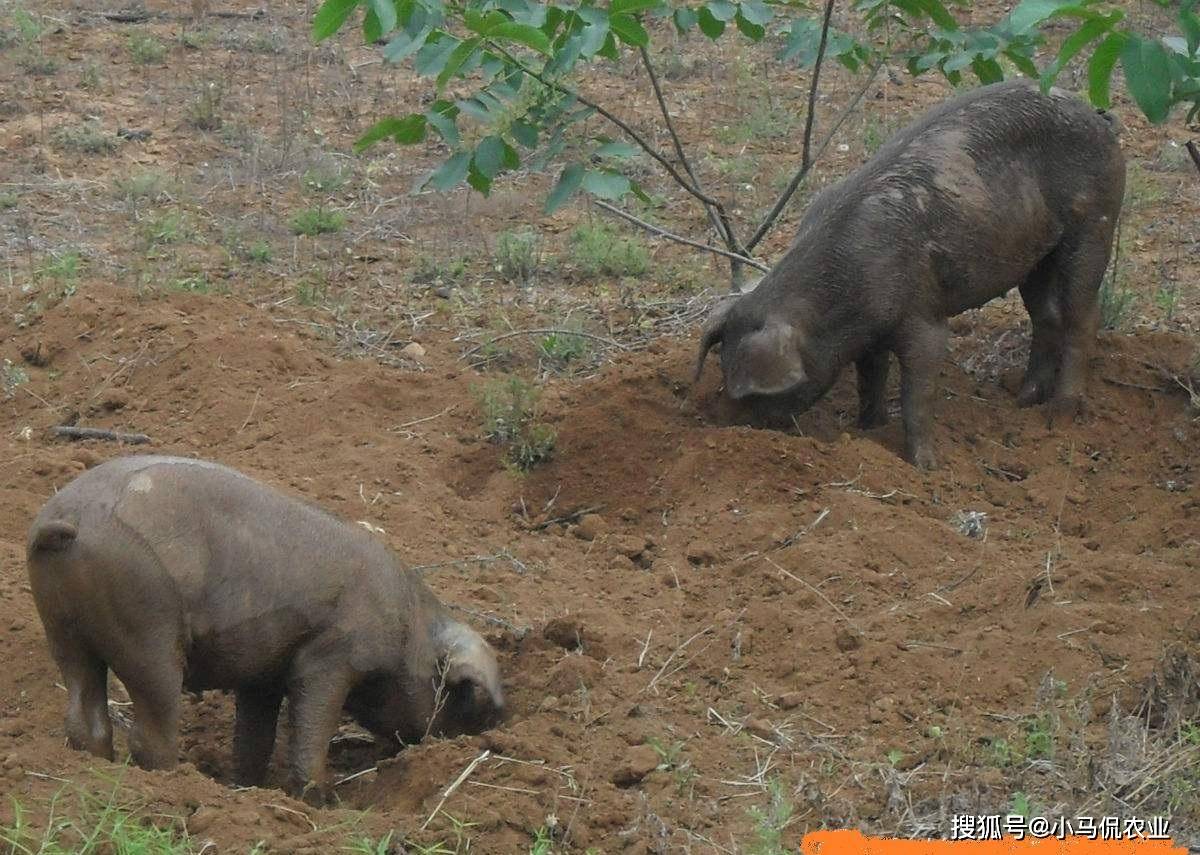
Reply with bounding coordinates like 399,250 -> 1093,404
51,426 -> 150,444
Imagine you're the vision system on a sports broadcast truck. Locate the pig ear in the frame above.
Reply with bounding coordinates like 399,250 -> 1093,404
693,298 -> 738,384
438,620 -> 505,715
726,321 -> 807,399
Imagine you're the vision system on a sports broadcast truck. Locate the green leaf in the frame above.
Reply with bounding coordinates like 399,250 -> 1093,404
697,6 -> 726,38
1003,45 -> 1040,77
735,10 -> 765,40
629,180 -> 652,204
1003,0 -> 1090,35
579,17 -> 611,56
354,115 -> 426,151
363,6 -> 382,42
313,0 -> 359,41
706,0 -> 738,21
511,120 -> 539,148
971,56 -> 1004,83
610,13 -> 648,46
1181,0 -> 1200,54
425,101 -> 461,146
595,140 -> 640,158
456,97 -> 493,122
490,21 -> 552,52
914,0 -> 958,30
436,37 -> 481,89
612,0 -> 662,14
942,50 -> 975,72
429,151 -> 471,191
1039,13 -> 1117,89
383,28 -> 431,63
673,7 -> 698,31
415,33 -> 459,77
739,0 -> 773,25
1121,34 -> 1172,122
369,0 -> 397,33
582,169 -> 631,200
597,30 -> 620,59
473,135 -> 508,178
545,163 -> 584,214
467,165 -> 493,195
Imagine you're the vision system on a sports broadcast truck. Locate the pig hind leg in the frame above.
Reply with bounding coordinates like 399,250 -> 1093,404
856,349 -> 891,429
234,687 -> 284,786
52,633 -> 114,760
120,650 -> 184,771
1048,224 -> 1110,415
1017,254 -> 1063,407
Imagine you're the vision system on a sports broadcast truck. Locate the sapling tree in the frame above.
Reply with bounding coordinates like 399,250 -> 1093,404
315,0 -> 1198,285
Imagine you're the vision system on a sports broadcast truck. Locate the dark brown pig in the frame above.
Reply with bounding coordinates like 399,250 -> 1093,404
694,79 -> 1125,469
26,455 -> 504,802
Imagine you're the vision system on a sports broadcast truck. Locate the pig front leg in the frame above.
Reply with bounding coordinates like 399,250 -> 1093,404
856,349 -> 891,429
895,318 -> 949,470
285,650 -> 354,805
234,687 -> 284,786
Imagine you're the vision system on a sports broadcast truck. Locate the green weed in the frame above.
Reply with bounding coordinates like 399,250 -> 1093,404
1099,275 -> 1136,331
186,81 -> 224,131
127,30 -> 167,64
569,223 -> 649,279
475,376 -> 556,471
290,207 -> 345,236
51,122 -> 116,155
745,776 -> 794,855
494,228 -> 541,284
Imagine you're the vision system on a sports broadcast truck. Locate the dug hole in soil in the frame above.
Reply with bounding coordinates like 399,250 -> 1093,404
0,282 -> 1197,851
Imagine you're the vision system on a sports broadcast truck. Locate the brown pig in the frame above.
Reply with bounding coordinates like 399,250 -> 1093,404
26,455 -> 504,802
694,79 -> 1125,469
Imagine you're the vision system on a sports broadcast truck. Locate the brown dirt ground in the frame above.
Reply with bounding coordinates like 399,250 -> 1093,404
0,0 -> 1198,852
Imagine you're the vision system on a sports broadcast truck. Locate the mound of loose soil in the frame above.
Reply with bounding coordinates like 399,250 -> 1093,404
0,283 -> 1197,850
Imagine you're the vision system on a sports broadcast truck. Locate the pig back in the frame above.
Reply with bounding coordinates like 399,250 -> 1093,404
37,456 -> 417,682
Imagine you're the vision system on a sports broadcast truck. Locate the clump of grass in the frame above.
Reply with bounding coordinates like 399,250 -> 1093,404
538,324 -> 589,371
301,160 -> 348,194
715,102 -> 800,145
1124,163 -> 1166,212
475,376 -> 556,471
220,29 -> 285,54
165,275 -> 211,294
411,253 -> 466,286
569,222 -> 649,279
12,8 -> 58,76
142,210 -> 188,246
494,228 -> 542,284
127,30 -> 167,64
186,80 -> 224,130
39,249 -> 83,285
290,206 -> 345,236
51,121 -> 117,154
1099,275 -> 1136,331
1154,281 -> 1180,323
78,60 -> 102,89
114,171 -> 170,204
745,777 -> 794,855
0,192 -> 18,210
3,359 -> 29,398
295,278 -> 326,306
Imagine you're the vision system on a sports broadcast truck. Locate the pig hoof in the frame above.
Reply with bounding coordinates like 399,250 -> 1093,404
858,410 -> 889,429
1016,382 -> 1048,408
1046,395 -> 1086,427
292,780 -> 334,808
907,447 -> 938,471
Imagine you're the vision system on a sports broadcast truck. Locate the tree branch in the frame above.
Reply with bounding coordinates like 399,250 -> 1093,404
638,44 -> 741,255
1187,140 -> 1200,178
488,42 -> 735,219
746,55 -> 882,252
591,199 -> 769,272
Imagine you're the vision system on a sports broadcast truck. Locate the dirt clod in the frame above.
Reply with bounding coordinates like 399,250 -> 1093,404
611,744 -> 659,787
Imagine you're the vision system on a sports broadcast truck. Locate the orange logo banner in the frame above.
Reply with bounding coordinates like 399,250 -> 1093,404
800,830 -> 1185,855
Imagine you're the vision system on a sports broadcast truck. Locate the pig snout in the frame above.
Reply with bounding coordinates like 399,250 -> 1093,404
432,617 -> 506,736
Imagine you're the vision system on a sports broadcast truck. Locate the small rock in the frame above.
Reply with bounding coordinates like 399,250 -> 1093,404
539,695 -> 559,712
612,535 -> 647,559
401,342 -> 426,360
611,744 -> 659,787
543,617 -> 584,650
777,692 -> 803,710
686,541 -> 718,566
834,629 -> 861,652
746,718 -> 776,740
573,514 -> 607,542
187,806 -> 219,836
545,655 -> 603,695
